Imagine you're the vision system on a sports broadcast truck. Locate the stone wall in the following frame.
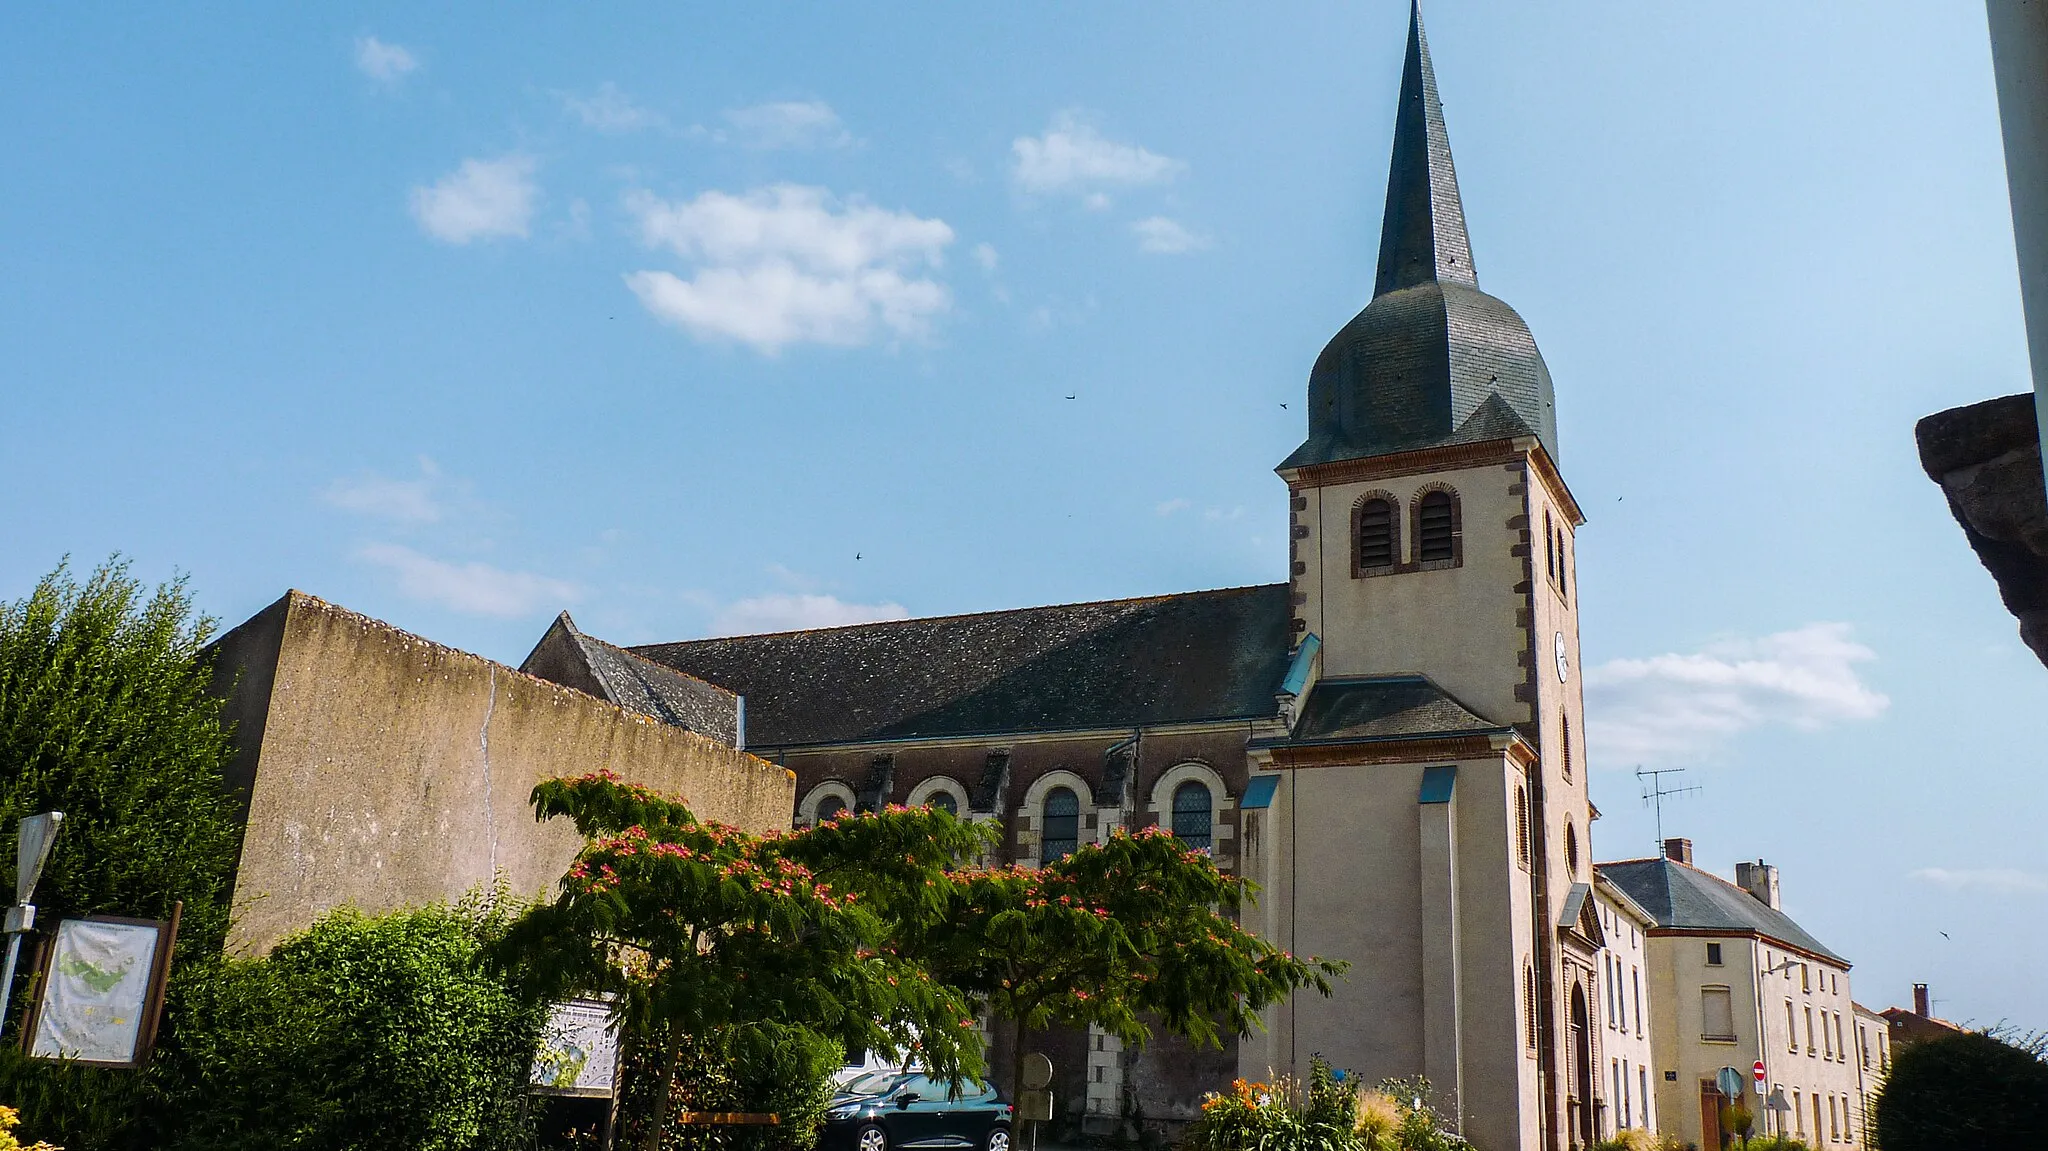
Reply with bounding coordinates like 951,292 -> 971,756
1917,393 -> 2048,666
208,591 -> 794,953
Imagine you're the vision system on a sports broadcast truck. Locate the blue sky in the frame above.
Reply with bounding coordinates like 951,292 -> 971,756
5,2 -> 2044,1030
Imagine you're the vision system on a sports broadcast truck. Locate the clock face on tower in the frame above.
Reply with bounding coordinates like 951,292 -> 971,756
1554,632 -> 1570,683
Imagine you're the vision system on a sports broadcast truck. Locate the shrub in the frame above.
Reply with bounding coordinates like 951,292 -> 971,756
1186,1064 -> 1467,1151
162,896 -> 546,1151
613,1024 -> 840,1151
0,558 -> 242,1149
0,1104 -> 60,1151
1874,1029 -> 2048,1150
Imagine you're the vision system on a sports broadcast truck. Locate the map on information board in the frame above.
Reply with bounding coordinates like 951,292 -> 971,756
531,997 -> 620,1097
29,918 -> 164,1065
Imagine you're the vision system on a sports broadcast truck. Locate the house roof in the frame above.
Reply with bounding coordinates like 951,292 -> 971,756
521,613 -> 744,746
627,584 -> 1294,748
1282,1 -> 1556,471
1269,674 -> 1506,744
1597,857 -> 1848,965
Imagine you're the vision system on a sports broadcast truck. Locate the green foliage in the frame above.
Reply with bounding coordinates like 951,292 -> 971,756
1589,1132 -> 1682,1151
1738,1136 -> 1808,1151
916,827 -> 1344,1100
1874,1029 -> 2048,1151
0,558 -> 240,957
1184,1065 -> 1465,1151
489,772 -> 994,1151
0,1103 -> 63,1151
161,896 -> 544,1151
0,558 -> 243,1149
614,1024 -> 839,1151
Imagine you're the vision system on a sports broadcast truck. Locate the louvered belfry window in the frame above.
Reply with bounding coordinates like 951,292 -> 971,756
1357,498 -> 1397,568
1418,491 -> 1457,562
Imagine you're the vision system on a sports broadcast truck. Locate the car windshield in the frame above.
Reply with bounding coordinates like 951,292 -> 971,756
840,1070 -> 911,1097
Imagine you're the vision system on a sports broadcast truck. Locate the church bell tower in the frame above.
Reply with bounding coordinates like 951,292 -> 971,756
1256,5 -> 1594,1149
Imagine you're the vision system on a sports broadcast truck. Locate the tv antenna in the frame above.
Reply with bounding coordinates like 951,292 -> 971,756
1636,766 -> 1701,848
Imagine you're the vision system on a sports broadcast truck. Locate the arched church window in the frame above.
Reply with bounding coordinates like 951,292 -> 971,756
816,795 -> 847,823
1544,511 -> 1556,579
1041,787 -> 1080,863
1515,785 -> 1531,869
1417,491 -> 1457,563
1524,961 -> 1538,1048
1356,498 -> 1398,570
1557,528 -> 1569,600
928,791 -> 958,816
1564,820 -> 1581,877
1171,781 -> 1213,851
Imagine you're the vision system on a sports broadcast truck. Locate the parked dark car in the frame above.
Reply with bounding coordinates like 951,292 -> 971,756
818,1070 -> 1012,1151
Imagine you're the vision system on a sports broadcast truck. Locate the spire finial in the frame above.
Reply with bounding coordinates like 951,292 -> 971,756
1373,0 -> 1478,296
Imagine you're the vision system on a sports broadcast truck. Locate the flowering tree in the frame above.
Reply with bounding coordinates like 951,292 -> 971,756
916,827 -> 1346,1104
488,772 -> 993,1151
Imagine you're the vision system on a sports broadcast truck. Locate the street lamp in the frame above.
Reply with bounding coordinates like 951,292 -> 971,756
1,811 -> 65,1034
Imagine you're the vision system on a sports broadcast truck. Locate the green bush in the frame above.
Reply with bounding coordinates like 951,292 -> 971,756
162,896 -> 546,1151
613,1024 -> 840,1151
1184,1064 -> 1466,1151
1874,1029 -> 2048,1151
0,557 -> 243,1149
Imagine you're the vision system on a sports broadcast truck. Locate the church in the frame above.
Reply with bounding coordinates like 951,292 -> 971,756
527,7 -> 1601,1149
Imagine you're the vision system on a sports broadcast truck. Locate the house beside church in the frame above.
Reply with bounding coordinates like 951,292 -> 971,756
1599,843 -> 1876,1150
538,6 -> 1624,1148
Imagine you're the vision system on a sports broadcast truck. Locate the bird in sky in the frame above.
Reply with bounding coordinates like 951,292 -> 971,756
855,553 -> 862,560
1280,402 -> 1289,409
1064,394 -> 1076,400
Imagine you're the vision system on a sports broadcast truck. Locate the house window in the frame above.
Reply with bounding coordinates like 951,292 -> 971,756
1794,1089 -> 1804,1135
1357,498 -> 1398,570
1702,986 -> 1735,1041
1805,1006 -> 1816,1053
1639,1066 -> 1650,1127
1802,964 -> 1811,993
1633,967 -> 1643,1033
1515,785 -> 1531,868
1835,1012 -> 1847,1062
1707,942 -> 1723,966
1612,1058 -> 1622,1124
1829,1095 -> 1839,1142
815,795 -> 847,823
1813,1096 -> 1823,1143
1787,1001 -> 1799,1052
1606,957 -> 1618,1029
928,790 -> 958,816
1416,490 -> 1457,563
1171,781 -> 1213,851
1041,787 -> 1080,863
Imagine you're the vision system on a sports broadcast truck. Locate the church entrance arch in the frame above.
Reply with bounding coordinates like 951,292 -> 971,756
1570,983 -> 1593,1148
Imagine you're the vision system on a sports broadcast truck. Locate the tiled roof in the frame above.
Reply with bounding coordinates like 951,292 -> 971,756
521,613 -> 744,746
627,585 -> 1293,748
1597,858 -> 1848,965
1282,2 -> 1556,470
1272,674 -> 1505,743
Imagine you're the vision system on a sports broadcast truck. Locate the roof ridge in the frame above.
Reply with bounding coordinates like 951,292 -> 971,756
632,582 -> 1287,649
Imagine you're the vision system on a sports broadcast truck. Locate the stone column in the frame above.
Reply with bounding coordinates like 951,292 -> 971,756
1417,766 -> 1465,1126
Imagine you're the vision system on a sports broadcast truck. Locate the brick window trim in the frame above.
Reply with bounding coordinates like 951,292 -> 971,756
1349,485 -> 1465,579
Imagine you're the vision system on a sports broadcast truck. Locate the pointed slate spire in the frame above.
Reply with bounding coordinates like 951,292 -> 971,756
1373,1 -> 1477,297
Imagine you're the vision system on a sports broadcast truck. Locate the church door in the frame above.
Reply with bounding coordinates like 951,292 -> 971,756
1570,985 -> 1593,1148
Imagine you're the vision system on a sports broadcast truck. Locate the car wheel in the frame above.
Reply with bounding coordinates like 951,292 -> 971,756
856,1124 -> 889,1151
985,1126 -> 1011,1151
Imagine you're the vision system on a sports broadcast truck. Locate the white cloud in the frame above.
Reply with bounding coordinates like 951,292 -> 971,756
410,155 -> 539,244
1584,622 -> 1889,769
324,459 -> 444,524
1156,498 -> 1191,516
354,36 -> 418,85
561,83 -> 662,133
622,184 -> 953,352
1909,868 -> 2048,895
358,543 -> 578,618
709,593 -> 908,637
723,100 -> 854,150
1012,111 -> 1184,197
972,242 -> 999,272
1132,216 -> 1209,254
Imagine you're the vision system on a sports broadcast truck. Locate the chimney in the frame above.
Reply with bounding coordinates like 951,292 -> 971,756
1913,983 -> 1931,1018
1663,837 -> 1693,864
1735,859 -> 1782,910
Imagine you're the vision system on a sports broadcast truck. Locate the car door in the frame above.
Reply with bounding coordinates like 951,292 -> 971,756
882,1074 -> 954,1148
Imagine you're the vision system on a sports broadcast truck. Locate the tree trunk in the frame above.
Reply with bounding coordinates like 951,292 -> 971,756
1009,1013 -> 1029,1114
640,1030 -> 687,1151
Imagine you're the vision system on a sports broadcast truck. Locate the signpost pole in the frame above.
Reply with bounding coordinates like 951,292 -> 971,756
0,812 -> 65,1036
